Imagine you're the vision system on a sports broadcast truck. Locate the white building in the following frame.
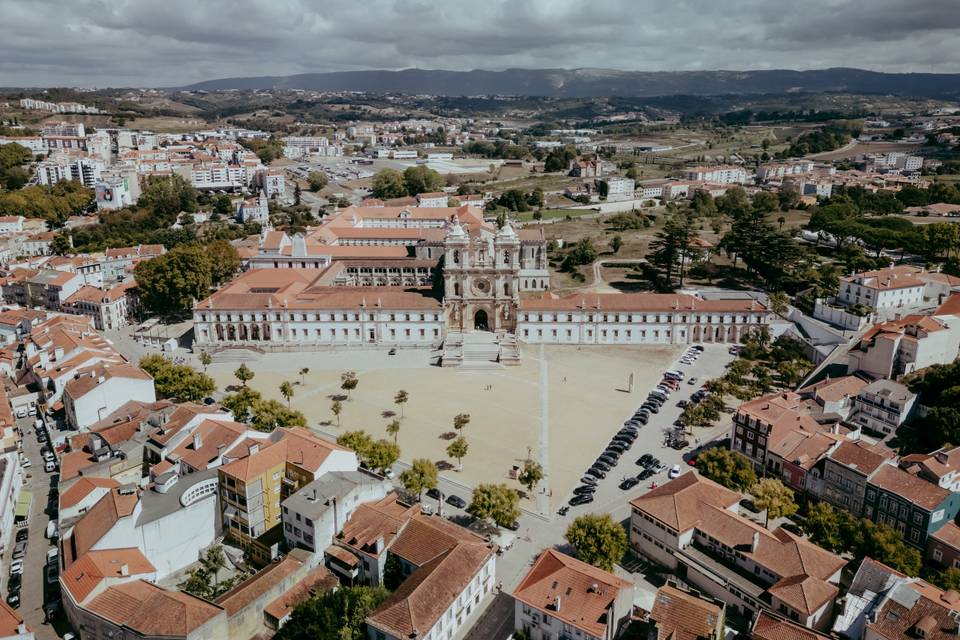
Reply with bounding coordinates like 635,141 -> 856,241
236,192 -> 269,225
847,306 -> 960,379
62,362 -> 156,430
0,137 -> 45,154
35,156 -> 103,187
683,165 -> 747,184
281,471 -> 389,555
849,379 -> 917,436
0,217 -> 24,234
416,192 -> 449,208
605,176 -> 635,199
255,170 -> 286,199
837,266 -> 926,310
94,178 -> 135,211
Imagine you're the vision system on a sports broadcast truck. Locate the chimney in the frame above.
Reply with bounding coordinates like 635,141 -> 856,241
193,433 -> 202,450
248,443 -> 260,456
120,563 -> 129,576
588,583 -> 599,593
16,624 -> 26,634
375,535 -> 385,553
751,531 -> 761,552
555,596 -> 561,612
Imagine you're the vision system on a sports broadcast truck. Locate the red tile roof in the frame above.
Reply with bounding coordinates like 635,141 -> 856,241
649,584 -> 722,640
84,579 -> 222,636
60,548 -> 155,603
629,472 -> 740,532
513,549 -> 633,639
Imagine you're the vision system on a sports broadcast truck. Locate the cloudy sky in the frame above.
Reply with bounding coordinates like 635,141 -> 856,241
1,0 -> 958,87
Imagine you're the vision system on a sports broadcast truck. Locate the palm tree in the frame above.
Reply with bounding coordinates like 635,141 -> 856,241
299,367 -> 310,385
279,381 -> 294,407
386,419 -> 401,444
394,390 -> 409,418
331,400 -> 343,426
453,413 -> 470,432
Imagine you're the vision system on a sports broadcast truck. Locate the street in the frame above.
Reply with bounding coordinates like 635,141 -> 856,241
8,414 -> 60,639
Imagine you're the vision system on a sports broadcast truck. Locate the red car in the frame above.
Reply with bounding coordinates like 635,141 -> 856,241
686,458 -> 697,466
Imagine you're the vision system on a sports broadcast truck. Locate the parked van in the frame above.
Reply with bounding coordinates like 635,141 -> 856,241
45,520 -> 57,540
45,460 -> 56,473
664,370 -> 684,380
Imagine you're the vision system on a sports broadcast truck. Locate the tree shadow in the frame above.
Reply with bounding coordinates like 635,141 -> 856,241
438,431 -> 457,440
381,410 -> 397,419
436,460 -> 455,471
327,393 -> 348,402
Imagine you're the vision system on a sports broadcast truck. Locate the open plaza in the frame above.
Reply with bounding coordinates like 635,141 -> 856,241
205,343 -> 687,510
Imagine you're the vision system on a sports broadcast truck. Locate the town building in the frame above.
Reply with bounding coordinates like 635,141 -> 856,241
683,165 -> 747,184
847,308 -> 960,379
900,446 -> 960,492
416,192 -> 449,208
648,583 -> 725,640
849,379 -> 917,436
864,463 -> 960,548
513,549 -> 634,640
818,440 -> 896,517
280,470 -> 390,554
630,473 -> 845,630
236,191 -> 269,224
62,361 -> 156,430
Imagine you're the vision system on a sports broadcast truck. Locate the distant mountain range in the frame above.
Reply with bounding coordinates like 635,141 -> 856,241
181,67 -> 960,99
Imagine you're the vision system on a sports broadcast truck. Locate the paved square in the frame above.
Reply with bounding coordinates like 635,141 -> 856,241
206,343 -> 683,511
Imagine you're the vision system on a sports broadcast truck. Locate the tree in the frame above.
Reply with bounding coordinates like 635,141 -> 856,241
768,291 -> 789,317
293,182 -> 302,206
366,439 -> 401,475
934,567 -> 960,592
609,235 -> 623,254
394,390 -> 409,418
565,513 -> 628,571
337,430 -> 374,460
221,386 -> 261,420
213,194 -> 233,215
331,400 -> 343,426
383,552 -> 404,591
279,381 -> 294,407
299,367 -> 310,385
467,483 -> 520,527
198,351 -> 212,373
275,586 -> 390,640
518,458 -> 545,494
597,180 -> 609,199
446,436 -> 469,471
51,234 -> 73,255
200,545 -> 226,589
372,169 -> 406,199
386,419 -> 401,444
307,171 -> 328,192
400,458 -> 438,499
341,371 -> 358,398
138,174 -> 198,225
134,244 -> 212,318
139,355 -> 215,402
649,211 -> 697,288
205,240 -> 241,286
453,413 -> 471,432
751,478 -> 798,527
250,400 -> 306,431
234,363 -> 254,387
402,165 -> 444,196
697,449 -> 757,491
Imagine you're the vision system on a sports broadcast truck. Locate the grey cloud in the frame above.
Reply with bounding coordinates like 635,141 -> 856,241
0,0 -> 957,87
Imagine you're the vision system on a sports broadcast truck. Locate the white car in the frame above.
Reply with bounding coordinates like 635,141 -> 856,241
9,560 -> 23,575
668,464 -> 681,479
20,458 -> 30,469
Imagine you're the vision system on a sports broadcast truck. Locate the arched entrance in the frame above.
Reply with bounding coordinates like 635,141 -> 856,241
474,309 -> 489,331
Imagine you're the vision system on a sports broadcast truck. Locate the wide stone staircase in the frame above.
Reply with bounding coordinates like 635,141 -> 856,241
441,331 -> 520,369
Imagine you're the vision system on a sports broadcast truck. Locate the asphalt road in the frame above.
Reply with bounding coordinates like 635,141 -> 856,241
9,414 -> 60,639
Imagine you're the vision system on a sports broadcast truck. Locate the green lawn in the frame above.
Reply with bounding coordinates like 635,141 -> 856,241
516,208 -> 598,222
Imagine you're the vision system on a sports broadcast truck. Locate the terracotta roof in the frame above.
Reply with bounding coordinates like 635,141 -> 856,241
67,488 -> 139,563
325,544 -> 360,567
768,574 -> 838,617
843,265 -> 926,290
169,419 -> 249,471
649,584 -> 722,640
388,514 -> 488,566
84,579 -> 222,636
59,449 -> 98,481
513,549 -> 633,639
263,565 -> 337,622
932,522 -> 960,552
367,541 -> 494,638
828,440 -> 895,476
337,493 -> 419,557
59,476 -> 120,509
215,552 -> 305,617
869,464 -> 952,511
866,580 -> 960,640
900,445 -> 960,481
64,362 -> 152,400
629,472 -> 740,532
768,429 -> 841,471
520,292 -> 767,313
753,611 -> 830,640
935,293 -> 960,317
60,548 -> 155,603
197,269 -> 442,312
798,375 -> 869,403
0,601 -> 27,637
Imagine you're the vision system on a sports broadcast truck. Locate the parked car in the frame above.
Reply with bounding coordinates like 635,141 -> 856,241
9,560 -> 23,576
15,529 -> 27,543
557,506 -> 570,516
619,477 -> 640,490
637,454 -> 653,466
445,494 -> 467,509
504,520 -> 520,531
677,400 -> 689,408
668,464 -> 682,479
580,476 -> 598,486
687,377 -> 698,385
45,461 -> 56,473
670,439 -> 689,450
426,488 -> 443,500
592,460 -> 611,472
5,592 -> 18,609
20,458 -> 30,469
12,542 -> 26,560
573,485 -> 596,495
649,458 -> 662,470
638,468 -> 654,481
586,467 -> 606,479
782,522 -> 804,536
569,494 -> 594,506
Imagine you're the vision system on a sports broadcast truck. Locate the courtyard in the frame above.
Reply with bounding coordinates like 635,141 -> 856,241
204,343 -> 684,511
